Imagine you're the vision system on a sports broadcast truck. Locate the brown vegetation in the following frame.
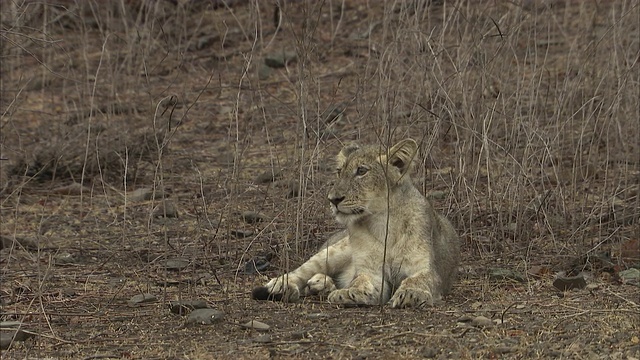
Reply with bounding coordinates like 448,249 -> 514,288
1,0 -> 638,358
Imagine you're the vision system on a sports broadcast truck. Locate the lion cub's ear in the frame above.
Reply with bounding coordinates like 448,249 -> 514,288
336,143 -> 360,169
387,139 -> 418,174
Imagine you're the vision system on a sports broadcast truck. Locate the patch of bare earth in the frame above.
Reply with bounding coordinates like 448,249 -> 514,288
1,1 -> 638,359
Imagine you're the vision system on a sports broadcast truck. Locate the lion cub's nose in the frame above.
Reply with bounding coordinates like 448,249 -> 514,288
329,195 -> 345,206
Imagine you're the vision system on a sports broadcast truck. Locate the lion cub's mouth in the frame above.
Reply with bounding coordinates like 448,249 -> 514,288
333,206 -> 366,216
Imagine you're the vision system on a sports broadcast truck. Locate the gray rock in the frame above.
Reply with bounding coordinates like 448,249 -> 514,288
489,268 -> 525,282
129,188 -> 166,202
255,169 -> 282,184
241,211 -> 268,224
285,181 -> 302,198
253,334 -> 272,343
322,104 -> 347,125
241,320 -> 270,331
494,346 -> 517,354
619,268 -> 640,286
231,229 -> 254,238
428,191 -> 448,200
169,300 -> 209,315
553,274 -> 587,291
153,200 -> 179,218
186,309 -> 225,325
244,255 -> 271,274
0,236 -> 39,251
0,327 -> 34,350
456,315 -> 474,323
306,313 -> 331,319
165,258 -> 190,271
257,64 -> 273,80
128,293 -> 157,307
54,252 -> 77,265
50,182 -> 89,195
0,321 -> 23,328
264,50 -> 297,68
420,347 -> 439,358
471,316 -> 494,328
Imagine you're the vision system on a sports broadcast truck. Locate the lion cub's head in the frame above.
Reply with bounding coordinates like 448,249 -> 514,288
328,139 -> 418,224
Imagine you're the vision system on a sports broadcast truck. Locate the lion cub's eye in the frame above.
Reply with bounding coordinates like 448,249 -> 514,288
355,166 -> 369,176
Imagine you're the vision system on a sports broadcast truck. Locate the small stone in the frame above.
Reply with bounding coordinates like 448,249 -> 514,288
264,50 -> 297,68
288,331 -> 308,340
169,300 -> 209,315
471,316 -> 494,328
255,169 -> 282,184
186,309 -> 225,325
306,313 -> 331,319
1,236 -> 39,251
322,104 -> 347,125
553,274 -> 587,291
253,334 -> 272,343
286,181 -> 301,198
241,320 -> 270,331
51,183 -> 89,195
257,63 -> 273,80
0,329 -> 33,350
489,268 -> 525,282
54,252 -> 76,265
420,347 -> 438,358
586,283 -> 600,291
231,229 -> 253,238
0,321 -> 23,328
165,258 -> 190,271
153,200 -> 179,218
457,315 -> 474,323
241,211 -> 268,224
129,188 -> 166,202
0,322 -> 34,350
619,268 -> 640,286
108,277 -> 126,288
494,346 -> 516,354
128,293 -> 157,307
428,191 -> 447,200
244,255 -> 271,274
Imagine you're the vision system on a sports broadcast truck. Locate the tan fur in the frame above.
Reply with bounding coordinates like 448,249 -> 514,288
256,139 -> 460,308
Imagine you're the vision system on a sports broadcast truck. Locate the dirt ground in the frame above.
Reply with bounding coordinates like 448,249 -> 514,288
1,0 -> 639,359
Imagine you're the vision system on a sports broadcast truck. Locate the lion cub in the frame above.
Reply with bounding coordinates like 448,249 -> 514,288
252,139 -> 460,308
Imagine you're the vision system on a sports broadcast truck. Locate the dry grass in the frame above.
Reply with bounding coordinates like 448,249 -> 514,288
1,0 -> 638,359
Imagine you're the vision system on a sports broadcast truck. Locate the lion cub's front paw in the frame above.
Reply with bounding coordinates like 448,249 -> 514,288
327,286 -> 378,306
306,274 -> 336,296
389,287 -> 433,308
253,275 -> 301,302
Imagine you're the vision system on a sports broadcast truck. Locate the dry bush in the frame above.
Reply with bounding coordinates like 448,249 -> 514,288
0,0 -> 638,357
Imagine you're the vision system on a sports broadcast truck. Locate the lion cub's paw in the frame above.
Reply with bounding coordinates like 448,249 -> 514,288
389,287 -> 434,308
255,275 -> 301,302
306,274 -> 336,296
327,285 -> 378,305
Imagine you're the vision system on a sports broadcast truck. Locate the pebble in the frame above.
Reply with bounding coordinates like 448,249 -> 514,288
231,229 -> 254,238
241,320 -> 270,331
165,258 -> 190,271
553,274 -> 587,291
169,300 -> 209,315
129,188 -> 166,202
186,309 -> 225,325
264,50 -> 297,68
241,211 -> 268,224
489,268 -> 525,282
153,200 -> 179,218
128,293 -> 157,307
471,316 -> 494,328
255,169 -> 282,184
